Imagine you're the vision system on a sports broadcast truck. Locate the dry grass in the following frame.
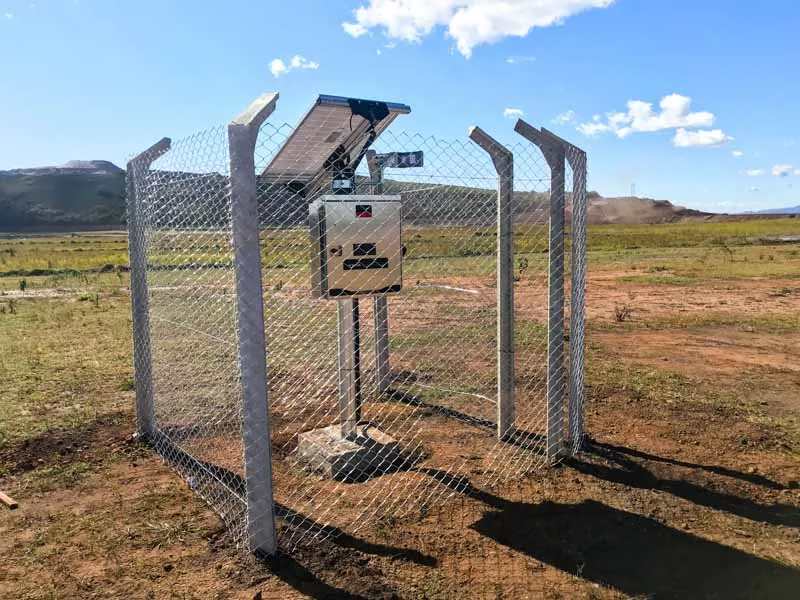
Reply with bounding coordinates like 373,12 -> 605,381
1,221 -> 799,599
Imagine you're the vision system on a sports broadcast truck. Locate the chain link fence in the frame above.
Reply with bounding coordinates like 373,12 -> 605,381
127,94 -> 587,589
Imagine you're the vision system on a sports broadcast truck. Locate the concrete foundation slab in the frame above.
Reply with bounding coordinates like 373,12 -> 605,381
296,423 -> 403,481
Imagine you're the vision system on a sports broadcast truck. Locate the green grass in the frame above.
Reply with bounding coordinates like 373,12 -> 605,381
3,218 -> 797,280
0,233 -> 129,273
0,294 -> 133,449
585,217 -> 800,251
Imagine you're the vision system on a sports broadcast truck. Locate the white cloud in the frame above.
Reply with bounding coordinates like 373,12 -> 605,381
731,150 -> 743,158
270,55 -> 319,78
673,128 -> 733,148
503,107 -> 524,119
506,55 -> 536,64
795,169 -> 800,176
744,169 -> 764,176
578,94 -> 719,140
269,59 -> 287,77
290,55 -> 319,70
553,110 -> 576,125
342,0 -> 616,58
577,115 -> 611,136
748,186 -> 759,192
771,163 -> 793,177
4,11 -> 13,19
342,21 -> 368,37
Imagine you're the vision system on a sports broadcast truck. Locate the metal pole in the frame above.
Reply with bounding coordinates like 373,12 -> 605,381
126,137 -> 171,441
338,299 -> 361,438
367,150 -> 391,394
468,126 -> 515,440
228,92 -> 279,556
513,120 -> 567,463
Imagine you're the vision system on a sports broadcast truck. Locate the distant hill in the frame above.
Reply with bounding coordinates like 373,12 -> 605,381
747,205 -> 800,215
0,161 -> 125,231
0,160 -> 794,232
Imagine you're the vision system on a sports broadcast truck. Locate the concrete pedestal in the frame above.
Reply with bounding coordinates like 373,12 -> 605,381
297,423 -> 402,481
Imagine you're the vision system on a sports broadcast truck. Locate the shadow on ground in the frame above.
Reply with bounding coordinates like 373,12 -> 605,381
472,498 -> 800,599
420,444 -> 800,599
571,438 -> 799,527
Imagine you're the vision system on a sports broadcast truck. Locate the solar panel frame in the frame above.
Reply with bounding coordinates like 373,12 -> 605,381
260,95 -> 411,189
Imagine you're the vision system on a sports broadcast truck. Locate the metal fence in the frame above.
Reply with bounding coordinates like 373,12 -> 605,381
127,93 -> 587,570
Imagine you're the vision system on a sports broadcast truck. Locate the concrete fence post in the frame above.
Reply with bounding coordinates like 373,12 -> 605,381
127,137 -> 171,441
513,120 -> 567,463
468,126 -> 515,441
228,92 -> 279,555
540,128 -> 589,455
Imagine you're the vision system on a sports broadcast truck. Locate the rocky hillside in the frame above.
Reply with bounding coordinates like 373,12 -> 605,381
0,161 -> 125,231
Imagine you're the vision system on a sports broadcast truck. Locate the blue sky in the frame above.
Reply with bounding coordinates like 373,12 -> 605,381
1,0 -> 799,211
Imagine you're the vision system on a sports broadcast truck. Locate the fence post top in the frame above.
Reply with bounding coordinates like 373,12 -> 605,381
468,125 -> 513,163
230,92 -> 280,131
541,127 -> 587,170
514,119 -> 571,171
128,137 -> 172,170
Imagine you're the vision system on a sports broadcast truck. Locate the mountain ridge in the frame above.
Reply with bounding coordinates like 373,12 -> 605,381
0,161 -> 796,231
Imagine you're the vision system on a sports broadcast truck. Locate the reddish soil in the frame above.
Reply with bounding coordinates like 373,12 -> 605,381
1,271 -> 799,599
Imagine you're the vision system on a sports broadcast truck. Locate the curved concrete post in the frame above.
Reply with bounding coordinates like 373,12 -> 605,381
468,126 -> 515,441
513,120 -> 567,464
127,137 -> 171,441
228,92 -> 279,555
542,128 -> 588,456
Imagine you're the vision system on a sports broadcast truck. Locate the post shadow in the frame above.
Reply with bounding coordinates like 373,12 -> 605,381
589,438 -> 786,490
570,438 -> 799,527
412,465 -> 800,598
258,552 -> 374,600
471,498 -> 800,599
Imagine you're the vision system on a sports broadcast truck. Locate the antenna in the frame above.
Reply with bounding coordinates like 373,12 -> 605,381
631,182 -> 636,197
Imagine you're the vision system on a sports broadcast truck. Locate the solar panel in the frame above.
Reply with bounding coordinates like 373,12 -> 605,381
261,94 -> 411,194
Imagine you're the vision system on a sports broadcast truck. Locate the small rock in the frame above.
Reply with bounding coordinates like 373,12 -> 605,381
163,563 -> 173,573
788,480 -> 799,489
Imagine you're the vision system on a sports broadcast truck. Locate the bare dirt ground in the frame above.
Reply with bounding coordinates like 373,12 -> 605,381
2,268 -> 799,599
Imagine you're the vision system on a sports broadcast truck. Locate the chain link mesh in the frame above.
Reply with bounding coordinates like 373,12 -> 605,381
252,125 -> 560,550
128,116 -> 588,577
131,127 -> 250,541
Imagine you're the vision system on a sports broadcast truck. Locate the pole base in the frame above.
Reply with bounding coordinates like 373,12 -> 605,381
297,423 -> 404,482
